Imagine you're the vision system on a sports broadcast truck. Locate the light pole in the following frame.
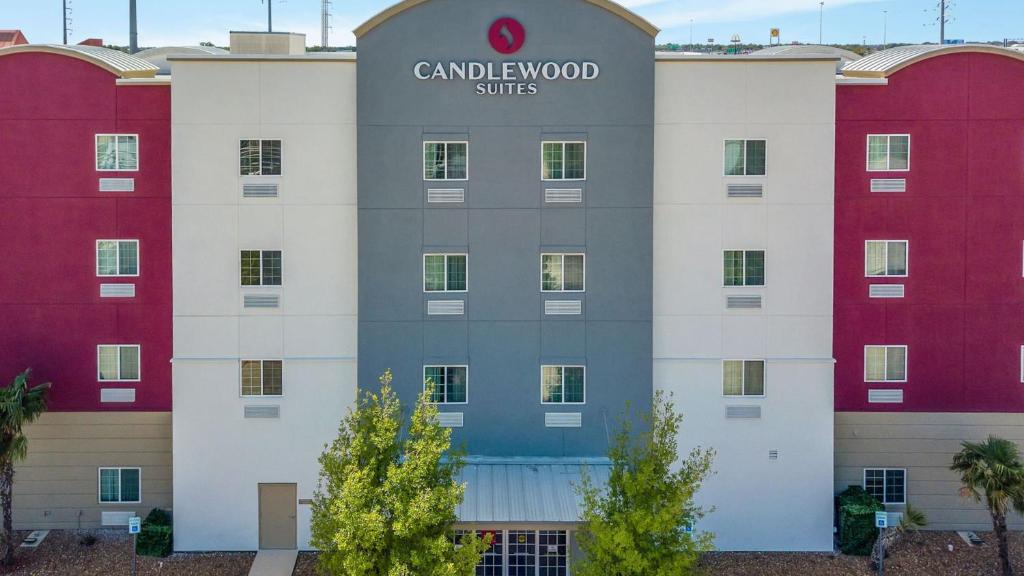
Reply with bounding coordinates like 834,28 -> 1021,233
818,2 -> 825,45
882,10 -> 888,49
689,19 -> 694,49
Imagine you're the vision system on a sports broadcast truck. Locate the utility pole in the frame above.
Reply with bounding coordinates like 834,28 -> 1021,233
939,0 -> 946,43
62,0 -> 68,44
818,2 -> 824,45
262,0 -> 272,33
689,19 -> 694,48
321,0 -> 332,49
129,0 -> 138,54
882,10 -> 887,49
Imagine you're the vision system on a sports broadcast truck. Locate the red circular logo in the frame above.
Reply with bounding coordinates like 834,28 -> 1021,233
488,17 -> 526,54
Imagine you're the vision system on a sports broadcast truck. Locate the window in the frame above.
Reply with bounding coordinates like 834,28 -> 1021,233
508,530 -> 536,575
1021,346 -> 1024,383
867,134 -> 910,172
240,250 -> 282,286
724,250 -> 765,286
724,139 -> 766,176
424,142 -> 468,180
240,139 -> 282,176
241,360 -> 283,396
865,345 -> 907,382
424,366 -> 468,404
542,141 -> 586,180
542,366 -> 585,404
457,530 -> 567,576
424,254 -> 468,292
99,467 -> 141,503
97,345 -> 140,381
96,240 -> 139,277
723,360 -> 765,396
96,135 -> 138,171
864,468 -> 906,504
865,241 -> 908,277
541,254 -> 585,292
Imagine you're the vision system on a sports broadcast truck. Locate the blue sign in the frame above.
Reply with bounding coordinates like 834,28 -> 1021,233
875,511 -> 888,529
128,516 -> 142,534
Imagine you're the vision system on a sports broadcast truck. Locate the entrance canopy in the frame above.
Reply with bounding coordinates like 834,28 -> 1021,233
456,458 -> 612,524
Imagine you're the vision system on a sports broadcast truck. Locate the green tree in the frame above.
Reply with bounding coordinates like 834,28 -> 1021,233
574,391 -> 715,576
311,369 -> 488,576
0,370 -> 50,566
951,436 -> 1024,576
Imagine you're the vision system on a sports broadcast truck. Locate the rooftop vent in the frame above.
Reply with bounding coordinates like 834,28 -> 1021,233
229,31 -> 306,55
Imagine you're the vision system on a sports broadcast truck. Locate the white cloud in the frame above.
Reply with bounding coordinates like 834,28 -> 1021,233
622,0 -> 885,29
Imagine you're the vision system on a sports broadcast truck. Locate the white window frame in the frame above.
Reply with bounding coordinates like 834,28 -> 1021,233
541,365 -> 586,405
239,250 -> 283,287
96,345 -> 141,382
540,253 -> 586,293
723,138 -> 768,177
422,253 -> 469,293
722,249 -> 766,287
457,529 -> 571,576
240,359 -> 284,398
423,141 -> 469,181
864,240 -> 909,278
238,138 -> 283,176
1020,346 -> 1024,383
95,239 -> 141,278
721,359 -> 766,398
863,468 -> 907,505
95,134 -> 139,172
866,134 -> 911,172
541,141 -> 587,182
864,345 -> 908,383
423,365 -> 469,405
98,467 -> 142,504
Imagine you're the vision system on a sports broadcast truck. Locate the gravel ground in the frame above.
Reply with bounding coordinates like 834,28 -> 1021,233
292,552 -> 318,575
5,529 -> 254,576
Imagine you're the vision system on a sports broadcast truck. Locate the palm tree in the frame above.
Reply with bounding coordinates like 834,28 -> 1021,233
951,436 -> 1024,576
0,370 -> 50,566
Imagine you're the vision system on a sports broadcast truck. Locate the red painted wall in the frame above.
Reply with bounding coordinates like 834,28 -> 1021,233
0,52 -> 171,411
835,52 -> 1024,412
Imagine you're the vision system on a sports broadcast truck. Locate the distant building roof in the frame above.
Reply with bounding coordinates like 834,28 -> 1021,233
0,44 -> 159,78
0,30 -> 28,48
135,45 -> 229,74
751,44 -> 861,72
77,38 -> 104,47
455,458 -> 611,524
843,44 -> 1024,78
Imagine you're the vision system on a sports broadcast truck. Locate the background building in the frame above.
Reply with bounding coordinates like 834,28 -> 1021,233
0,44 -> 171,529
835,44 -> 1024,530
653,53 -> 837,550
169,33 -> 359,551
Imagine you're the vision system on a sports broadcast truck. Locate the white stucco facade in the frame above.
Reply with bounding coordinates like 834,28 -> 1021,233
653,57 -> 836,551
170,55 -> 358,551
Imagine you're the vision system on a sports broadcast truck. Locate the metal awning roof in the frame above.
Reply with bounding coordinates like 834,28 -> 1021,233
456,458 -> 611,524
0,44 -> 159,78
842,44 -> 1024,78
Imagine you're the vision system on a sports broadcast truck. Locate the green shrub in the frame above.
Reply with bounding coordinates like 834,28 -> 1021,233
838,486 -> 884,556
136,508 -> 173,557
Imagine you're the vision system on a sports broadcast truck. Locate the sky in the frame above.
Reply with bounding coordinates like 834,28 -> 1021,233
2,0 -> 1022,48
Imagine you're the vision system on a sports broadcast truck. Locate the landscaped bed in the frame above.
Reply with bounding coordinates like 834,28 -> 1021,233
5,529 -> 254,575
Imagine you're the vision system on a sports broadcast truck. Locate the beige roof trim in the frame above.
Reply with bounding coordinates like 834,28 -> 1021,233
843,45 -> 1024,78
0,44 -> 158,78
354,0 -> 658,38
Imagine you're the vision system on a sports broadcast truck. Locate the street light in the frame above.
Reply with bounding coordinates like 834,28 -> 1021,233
819,1 -> 825,45
882,10 -> 888,49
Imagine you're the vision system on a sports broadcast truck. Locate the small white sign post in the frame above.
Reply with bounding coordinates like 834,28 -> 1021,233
128,516 -> 141,576
875,511 -> 888,575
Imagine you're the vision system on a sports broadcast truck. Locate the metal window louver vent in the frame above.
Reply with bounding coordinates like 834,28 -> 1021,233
101,511 -> 135,526
545,189 -> 583,203
100,388 -> 136,403
545,412 -> 582,428
244,294 -> 280,308
427,300 -> 465,316
868,389 -> 904,404
545,300 -> 583,315
242,183 -> 279,198
768,450 -> 779,460
726,405 -> 761,419
427,188 -> 465,203
244,405 -> 280,419
437,412 -> 464,428
726,295 -> 763,310
869,284 -> 905,298
727,183 -> 764,198
870,179 -> 907,193
100,283 -> 136,298
99,178 -> 135,192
